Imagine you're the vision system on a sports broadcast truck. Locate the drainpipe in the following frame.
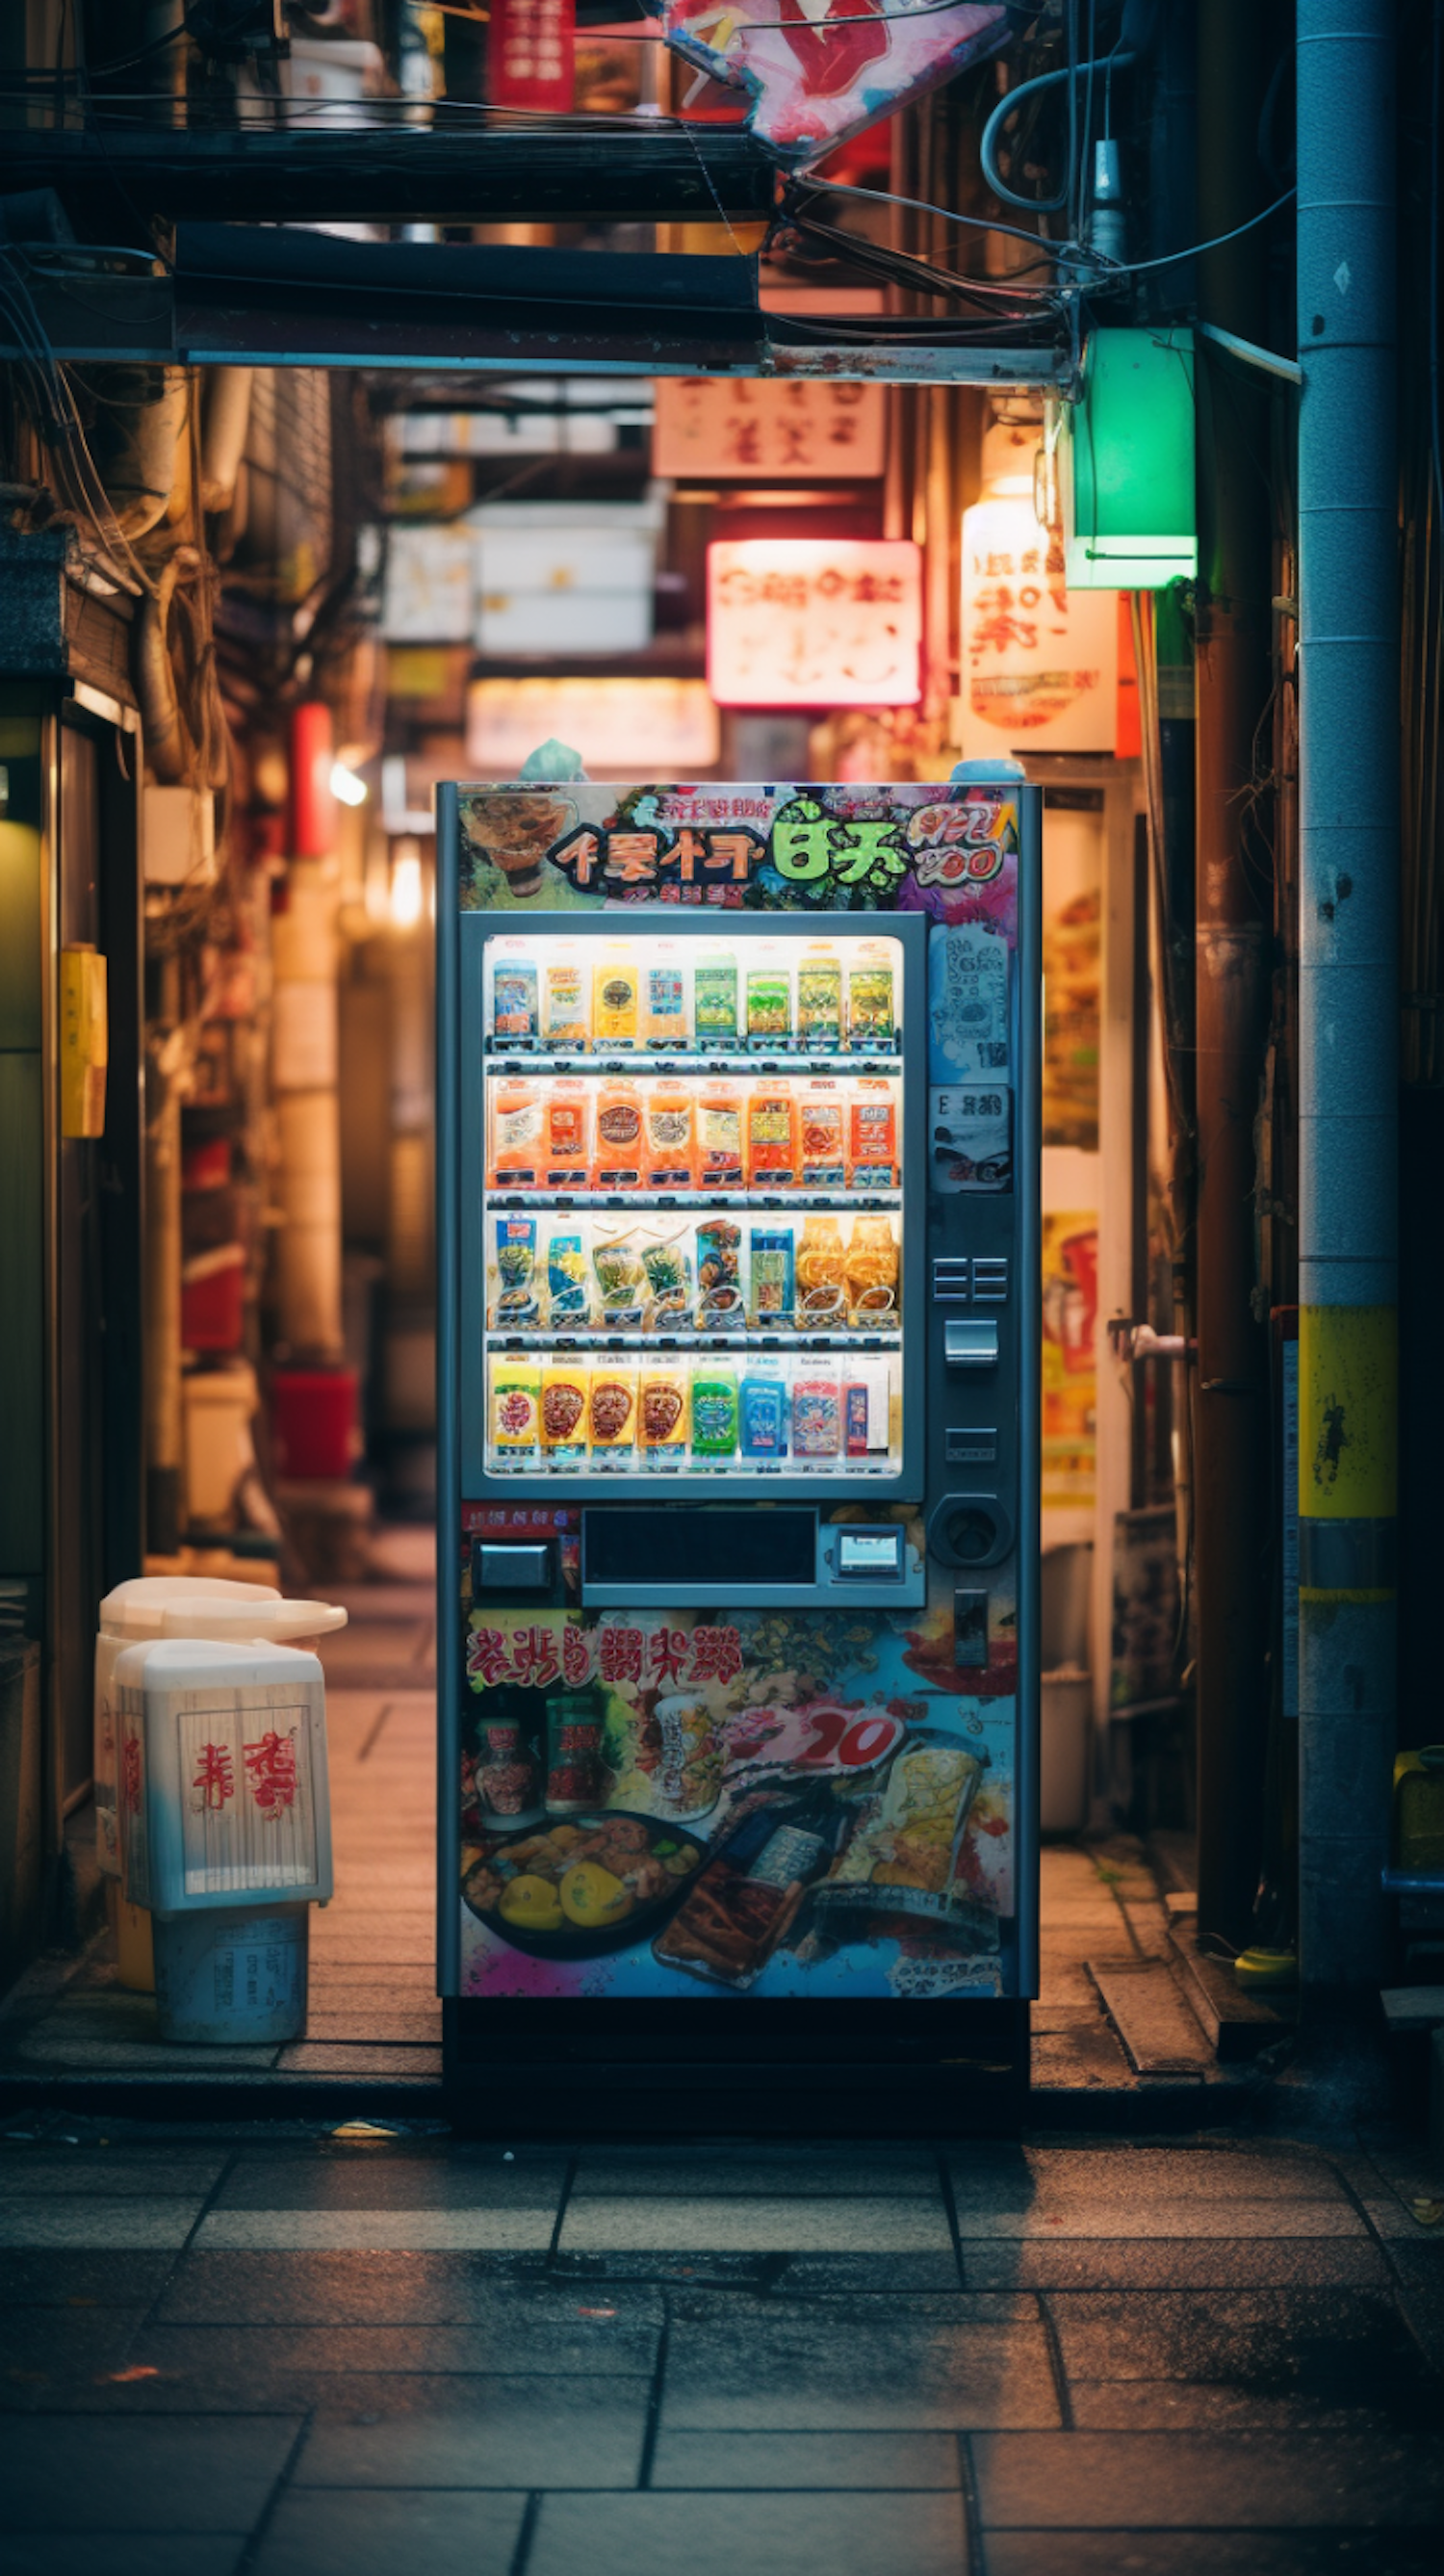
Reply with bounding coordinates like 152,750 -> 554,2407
1295,3 -> 1398,1993
1191,1 -> 1276,1955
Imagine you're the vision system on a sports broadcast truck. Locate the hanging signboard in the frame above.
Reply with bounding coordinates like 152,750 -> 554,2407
960,483 -> 1120,755
653,377 -> 887,481
466,676 -> 720,773
708,536 -> 921,708
661,0 -> 1009,169
488,0 -> 576,111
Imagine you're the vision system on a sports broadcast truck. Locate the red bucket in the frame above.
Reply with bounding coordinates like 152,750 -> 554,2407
271,1367 -> 357,1481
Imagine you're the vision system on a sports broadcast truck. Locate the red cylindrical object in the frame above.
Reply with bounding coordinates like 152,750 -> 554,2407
271,1367 -> 357,1481
181,1246 -> 246,1351
289,701 -> 335,858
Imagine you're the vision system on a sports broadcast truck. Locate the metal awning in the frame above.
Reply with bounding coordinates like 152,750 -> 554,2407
3,226 -> 1065,387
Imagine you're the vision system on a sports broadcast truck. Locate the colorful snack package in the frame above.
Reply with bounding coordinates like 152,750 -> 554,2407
493,1214 -> 538,1325
493,957 -> 538,1043
593,955 -> 639,1048
588,1366 -> 638,1459
799,1078 -> 846,1187
695,1217 -> 743,1323
749,1225 -> 795,1326
846,946 -> 896,1051
540,1362 -> 589,1463
746,961 -> 792,1047
640,1366 -> 689,1463
847,1078 -> 899,1187
690,1364 -> 739,1459
546,1227 -> 589,1326
797,949 -> 842,1049
489,1357 -> 541,1460
791,1373 -> 842,1458
542,956 -> 588,1050
844,1212 -> 900,1323
639,1227 -> 692,1328
694,952 -> 738,1048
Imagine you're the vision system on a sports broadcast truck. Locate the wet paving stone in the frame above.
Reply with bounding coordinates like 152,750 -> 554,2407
250,2487 -> 527,2576
1044,2287 -> 1444,2426
528,2489 -> 967,2576
660,2290 -> 1059,2432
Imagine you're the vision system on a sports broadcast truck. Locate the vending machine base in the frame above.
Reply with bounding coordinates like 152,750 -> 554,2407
443,1997 -> 1030,2138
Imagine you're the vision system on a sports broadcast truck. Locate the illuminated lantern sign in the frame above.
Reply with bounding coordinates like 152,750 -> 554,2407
489,0 -> 575,111
653,377 -> 887,481
708,537 -> 922,709
661,0 -> 1009,168
960,425 -> 1119,755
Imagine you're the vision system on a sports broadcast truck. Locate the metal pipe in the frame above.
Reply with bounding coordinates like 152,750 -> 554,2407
1192,0 -> 1276,1956
1296,1 -> 1399,1993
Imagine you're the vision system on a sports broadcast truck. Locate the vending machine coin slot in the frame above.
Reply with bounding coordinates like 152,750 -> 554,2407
945,1318 -> 999,1368
932,1258 -> 970,1302
946,1427 -> 998,1466
953,1589 -> 990,1669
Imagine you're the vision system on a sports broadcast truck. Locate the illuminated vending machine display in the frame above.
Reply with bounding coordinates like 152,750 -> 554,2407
437,781 -> 1041,2130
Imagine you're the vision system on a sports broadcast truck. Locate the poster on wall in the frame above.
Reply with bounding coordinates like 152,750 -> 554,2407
1041,1210 -> 1097,1508
459,1592 -> 1016,2001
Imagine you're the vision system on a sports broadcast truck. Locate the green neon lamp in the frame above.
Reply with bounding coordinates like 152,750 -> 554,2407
1058,327 -> 1198,589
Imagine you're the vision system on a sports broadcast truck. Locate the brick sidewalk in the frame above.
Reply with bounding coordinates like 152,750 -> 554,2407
1,2124 -> 1441,2572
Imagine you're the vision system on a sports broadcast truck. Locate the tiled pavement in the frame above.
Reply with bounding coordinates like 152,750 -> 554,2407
0,2124 -> 1441,2573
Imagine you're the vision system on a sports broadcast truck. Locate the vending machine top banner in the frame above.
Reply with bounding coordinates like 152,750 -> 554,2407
455,780 -> 1020,936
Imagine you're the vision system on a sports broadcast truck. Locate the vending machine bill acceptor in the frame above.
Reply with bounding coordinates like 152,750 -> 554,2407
437,777 -> 1041,2130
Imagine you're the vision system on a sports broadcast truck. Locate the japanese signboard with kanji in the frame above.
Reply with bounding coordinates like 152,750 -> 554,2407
652,377 -> 887,481
708,537 -> 921,709
960,489 -> 1120,754
487,0 -> 575,111
660,0 -> 1009,170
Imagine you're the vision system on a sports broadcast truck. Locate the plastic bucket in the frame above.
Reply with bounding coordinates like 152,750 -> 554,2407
1040,1673 -> 1092,1835
153,1903 -> 309,2044
271,1367 -> 358,1479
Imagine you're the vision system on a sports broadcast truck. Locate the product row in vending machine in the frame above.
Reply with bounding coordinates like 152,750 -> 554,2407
487,1208 -> 902,1335
486,933 -> 899,1054
486,1070 -> 901,1197
486,1349 -> 900,1475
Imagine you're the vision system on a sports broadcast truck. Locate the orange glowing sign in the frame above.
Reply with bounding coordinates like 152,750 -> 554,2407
707,537 -> 922,709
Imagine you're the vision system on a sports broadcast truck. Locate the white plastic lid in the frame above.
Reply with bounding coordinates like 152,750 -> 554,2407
158,1598 -> 348,1642
99,1574 -> 281,1639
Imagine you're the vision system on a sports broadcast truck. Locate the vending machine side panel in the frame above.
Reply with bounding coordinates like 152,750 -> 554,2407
436,783 -> 463,1997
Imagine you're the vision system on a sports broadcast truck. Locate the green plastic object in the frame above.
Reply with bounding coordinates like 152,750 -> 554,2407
1060,327 -> 1198,589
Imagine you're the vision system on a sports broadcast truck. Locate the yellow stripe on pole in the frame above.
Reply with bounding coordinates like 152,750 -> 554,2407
1299,1306 -> 1397,1521
1298,1306 -> 1397,1600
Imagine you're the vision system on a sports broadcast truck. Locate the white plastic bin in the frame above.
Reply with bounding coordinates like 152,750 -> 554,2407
116,1635 -> 336,2044
94,1576 -> 282,1881
94,1575 -> 284,1993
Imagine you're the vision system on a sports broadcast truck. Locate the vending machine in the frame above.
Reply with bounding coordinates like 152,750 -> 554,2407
436,776 -> 1041,2131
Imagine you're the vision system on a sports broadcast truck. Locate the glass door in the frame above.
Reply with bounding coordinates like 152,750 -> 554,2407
467,912 -> 926,1500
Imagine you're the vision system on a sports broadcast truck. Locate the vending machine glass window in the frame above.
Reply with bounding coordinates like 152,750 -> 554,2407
467,917 -> 923,1504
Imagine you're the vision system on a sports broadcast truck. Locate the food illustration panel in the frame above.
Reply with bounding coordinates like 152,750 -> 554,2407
459,1587 -> 1017,2002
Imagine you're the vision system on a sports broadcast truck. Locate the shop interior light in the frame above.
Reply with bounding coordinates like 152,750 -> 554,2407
389,838 -> 424,930
1057,326 -> 1198,589
329,760 -> 368,807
